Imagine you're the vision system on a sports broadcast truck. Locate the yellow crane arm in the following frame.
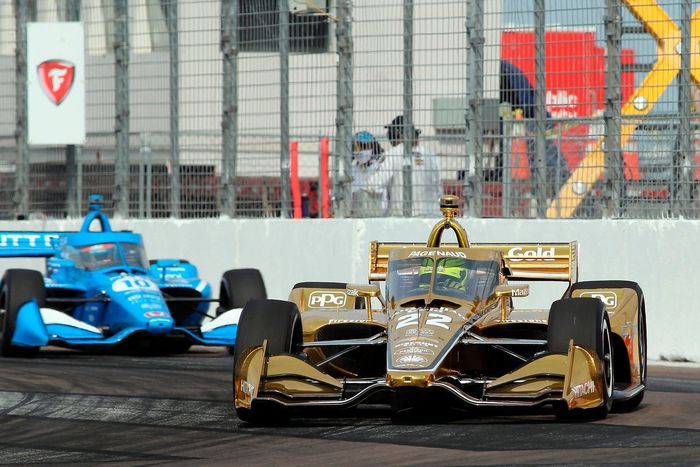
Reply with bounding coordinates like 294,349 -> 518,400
546,0 -> 691,218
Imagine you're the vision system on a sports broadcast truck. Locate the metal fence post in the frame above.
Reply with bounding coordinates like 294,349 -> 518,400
677,0 -> 692,217
501,104 -> 513,217
604,0 -> 622,218
65,0 -> 81,218
279,0 -> 291,218
402,0 -> 414,217
163,0 -> 180,218
14,0 -> 29,220
335,0 -> 353,218
114,0 -> 130,217
468,0 -> 484,218
533,0 -> 547,218
221,0 -> 238,218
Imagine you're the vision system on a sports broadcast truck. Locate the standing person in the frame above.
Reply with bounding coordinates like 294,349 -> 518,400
380,115 -> 441,216
349,130 -> 385,217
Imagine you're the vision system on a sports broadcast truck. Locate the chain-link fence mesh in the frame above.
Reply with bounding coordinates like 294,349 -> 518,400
1,0 -> 699,219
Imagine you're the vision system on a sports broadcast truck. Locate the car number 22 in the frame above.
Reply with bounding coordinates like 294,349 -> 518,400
396,312 -> 452,330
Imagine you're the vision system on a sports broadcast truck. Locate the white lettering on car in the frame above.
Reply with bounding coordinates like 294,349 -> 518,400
579,291 -> 618,308
395,347 -> 435,356
395,307 -> 455,330
328,319 -> 368,324
425,312 -> 451,329
406,328 -> 435,336
507,246 -> 556,262
0,233 -> 59,248
112,277 -> 159,292
407,250 -> 467,258
396,312 -> 419,330
569,380 -> 596,399
397,355 -> 427,364
240,380 -> 255,396
395,341 -> 438,348
308,291 -> 347,308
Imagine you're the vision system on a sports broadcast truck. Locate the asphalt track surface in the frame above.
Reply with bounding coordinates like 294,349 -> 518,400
0,348 -> 698,466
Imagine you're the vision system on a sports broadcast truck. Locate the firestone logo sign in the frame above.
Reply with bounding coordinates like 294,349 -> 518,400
37,59 -> 75,105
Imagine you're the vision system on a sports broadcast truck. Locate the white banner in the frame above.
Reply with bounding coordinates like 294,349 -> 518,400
28,22 -> 85,145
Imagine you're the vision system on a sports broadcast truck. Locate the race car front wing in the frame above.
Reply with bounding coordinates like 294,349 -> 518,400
10,299 -> 241,348
234,339 -> 606,412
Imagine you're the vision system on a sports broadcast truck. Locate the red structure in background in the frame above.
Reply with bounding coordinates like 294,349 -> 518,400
500,29 -> 636,172
290,140 -> 302,219
319,137 -> 331,219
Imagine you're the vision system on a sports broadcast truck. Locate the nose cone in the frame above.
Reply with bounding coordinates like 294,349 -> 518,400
145,317 -> 174,335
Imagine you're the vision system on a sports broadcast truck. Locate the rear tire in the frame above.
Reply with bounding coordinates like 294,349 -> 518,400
0,269 -> 45,358
615,300 -> 647,411
233,299 -> 302,424
219,269 -> 267,355
548,297 -> 613,420
218,269 -> 267,313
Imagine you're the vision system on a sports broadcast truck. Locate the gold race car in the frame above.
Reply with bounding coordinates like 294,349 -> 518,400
233,196 -> 647,423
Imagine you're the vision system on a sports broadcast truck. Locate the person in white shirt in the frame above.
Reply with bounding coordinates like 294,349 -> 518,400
350,130 -> 385,217
379,115 -> 442,217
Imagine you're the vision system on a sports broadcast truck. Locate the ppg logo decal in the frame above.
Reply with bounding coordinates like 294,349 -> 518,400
308,291 -> 347,308
580,291 -> 617,308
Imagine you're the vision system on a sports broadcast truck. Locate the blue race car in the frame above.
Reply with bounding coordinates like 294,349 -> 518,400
0,198 -> 266,357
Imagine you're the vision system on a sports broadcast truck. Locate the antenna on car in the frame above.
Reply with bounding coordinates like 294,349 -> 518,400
426,195 -> 470,248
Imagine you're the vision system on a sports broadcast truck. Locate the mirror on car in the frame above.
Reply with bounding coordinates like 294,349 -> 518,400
494,284 -> 529,298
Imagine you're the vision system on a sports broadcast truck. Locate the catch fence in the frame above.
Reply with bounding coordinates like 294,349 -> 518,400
1,0 -> 699,219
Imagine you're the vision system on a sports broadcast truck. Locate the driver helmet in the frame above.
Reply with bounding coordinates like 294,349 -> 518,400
434,258 -> 469,292
80,243 -> 118,267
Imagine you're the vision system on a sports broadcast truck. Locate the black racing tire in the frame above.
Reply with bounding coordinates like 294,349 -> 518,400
150,337 -> 192,354
233,299 -> 302,424
548,297 -> 613,420
0,269 -> 45,358
218,269 -> 267,313
219,269 -> 267,355
614,300 -> 647,411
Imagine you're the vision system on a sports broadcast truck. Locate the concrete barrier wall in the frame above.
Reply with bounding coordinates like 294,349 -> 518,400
1,217 -> 697,362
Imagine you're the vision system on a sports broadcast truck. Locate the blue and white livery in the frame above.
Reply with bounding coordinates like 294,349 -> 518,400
0,197 -> 264,357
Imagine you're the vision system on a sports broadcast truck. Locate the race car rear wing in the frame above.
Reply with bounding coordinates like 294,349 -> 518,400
368,241 -> 578,284
0,232 -> 66,257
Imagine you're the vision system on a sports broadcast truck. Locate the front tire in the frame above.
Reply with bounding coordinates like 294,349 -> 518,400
233,299 -> 302,424
548,297 -> 613,419
568,280 -> 647,412
0,269 -> 45,358
150,337 -> 192,354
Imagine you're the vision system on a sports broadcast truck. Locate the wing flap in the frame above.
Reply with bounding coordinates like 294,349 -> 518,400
369,240 -> 578,283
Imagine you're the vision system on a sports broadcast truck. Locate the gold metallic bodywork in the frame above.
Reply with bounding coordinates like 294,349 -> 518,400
571,287 -> 644,388
234,196 -> 644,416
